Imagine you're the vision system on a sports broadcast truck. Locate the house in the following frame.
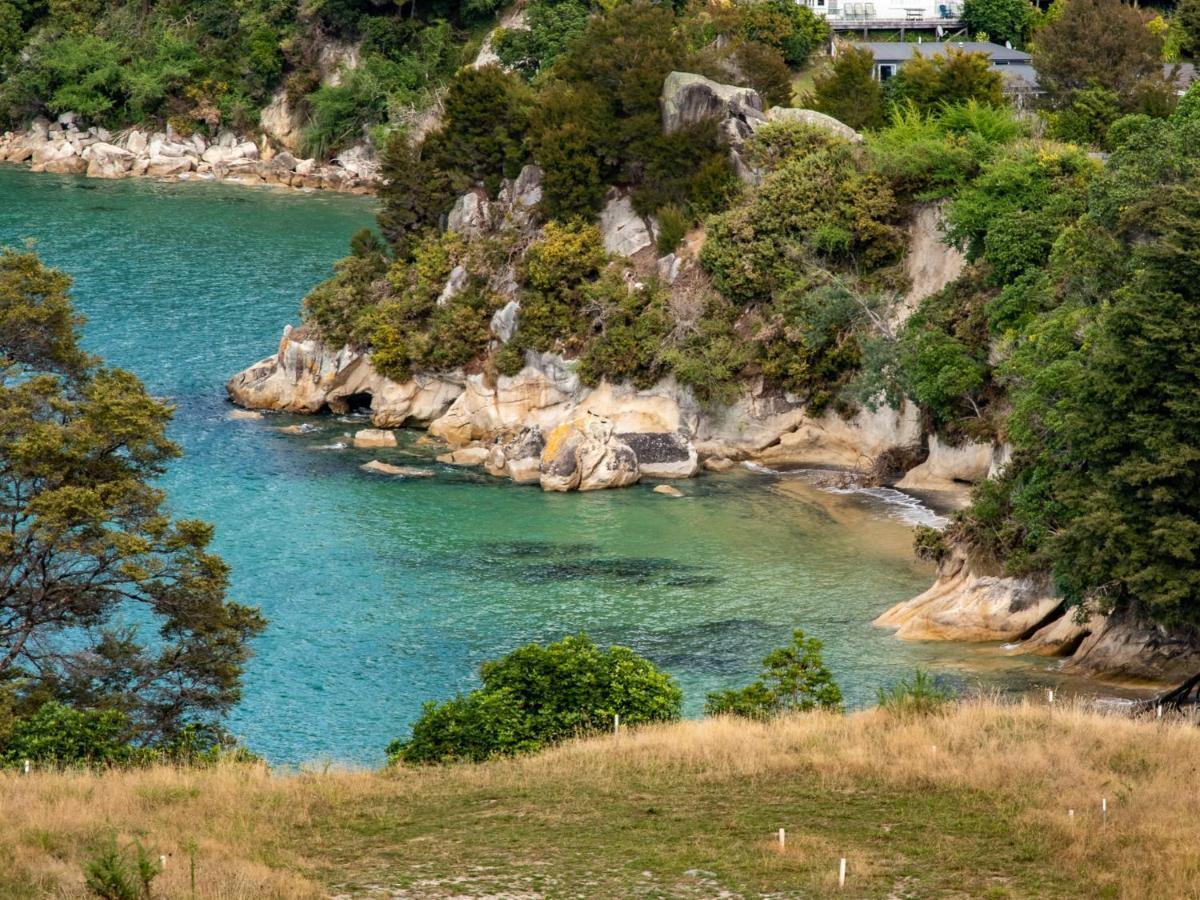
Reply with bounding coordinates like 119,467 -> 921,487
848,41 -> 1033,83
846,40 -> 1041,104
800,0 -> 963,32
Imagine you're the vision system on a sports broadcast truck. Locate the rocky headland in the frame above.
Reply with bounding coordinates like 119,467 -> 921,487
223,70 -> 1199,684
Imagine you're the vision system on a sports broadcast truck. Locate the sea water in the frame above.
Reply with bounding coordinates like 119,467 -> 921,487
0,167 -> 1056,764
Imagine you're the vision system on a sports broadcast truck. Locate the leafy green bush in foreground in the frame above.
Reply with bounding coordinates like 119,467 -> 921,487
389,634 -> 682,765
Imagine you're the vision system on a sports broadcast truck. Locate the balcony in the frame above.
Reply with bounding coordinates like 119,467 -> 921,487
817,2 -> 964,31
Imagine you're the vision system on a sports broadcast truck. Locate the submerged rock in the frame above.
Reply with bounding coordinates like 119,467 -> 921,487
361,460 -> 435,477
353,428 -> 397,448
653,484 -> 684,497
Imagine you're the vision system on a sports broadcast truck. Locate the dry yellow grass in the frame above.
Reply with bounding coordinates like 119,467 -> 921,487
2,698 -> 1200,898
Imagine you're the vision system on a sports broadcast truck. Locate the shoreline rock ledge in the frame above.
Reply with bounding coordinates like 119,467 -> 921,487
0,114 -> 377,193
876,545 -> 1200,684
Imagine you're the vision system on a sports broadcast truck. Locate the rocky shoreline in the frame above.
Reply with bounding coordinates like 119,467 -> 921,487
0,113 -> 378,193
875,545 -> 1200,685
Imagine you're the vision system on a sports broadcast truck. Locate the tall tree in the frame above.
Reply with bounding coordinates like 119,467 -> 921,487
891,47 -> 1005,112
1031,0 -> 1167,110
962,0 -> 1034,46
805,46 -> 884,131
0,249 -> 265,744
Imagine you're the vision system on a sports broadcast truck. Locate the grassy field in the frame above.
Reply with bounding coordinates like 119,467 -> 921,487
2,699 -> 1199,899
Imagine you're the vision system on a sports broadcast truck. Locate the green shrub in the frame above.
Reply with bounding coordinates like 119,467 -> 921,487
0,702 -> 133,768
877,669 -> 956,716
655,204 -> 688,255
494,0 -> 591,77
867,104 -> 981,198
660,295 -> 753,405
630,120 -> 733,218
1051,81 -> 1121,147
803,46 -> 883,132
913,524 -> 949,564
889,48 -> 1005,114
389,634 -> 682,764
576,271 -> 673,389
962,0 -> 1033,47
705,629 -> 843,719
702,140 -> 903,305
84,836 -> 161,900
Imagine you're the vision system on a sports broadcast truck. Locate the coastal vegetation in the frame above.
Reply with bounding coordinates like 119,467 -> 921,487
0,249 -> 263,767
4,698 -> 1200,897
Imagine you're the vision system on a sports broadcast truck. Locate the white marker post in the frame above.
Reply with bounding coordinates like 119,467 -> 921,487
1047,689 -> 1054,705
838,858 -> 846,889
778,828 -> 785,849
1102,798 -> 1108,822
1157,704 -> 1163,720
1068,808 -> 1074,824
614,714 -> 620,736
22,759 -> 29,775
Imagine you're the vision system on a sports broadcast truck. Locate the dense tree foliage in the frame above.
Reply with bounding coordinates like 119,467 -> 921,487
961,0 -> 1034,46
0,249 -> 265,756
389,634 -> 682,763
886,95 -> 1200,629
805,46 -> 884,131
1031,0 -> 1172,113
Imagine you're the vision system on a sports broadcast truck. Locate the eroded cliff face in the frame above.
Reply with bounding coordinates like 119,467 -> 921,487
226,327 -> 930,488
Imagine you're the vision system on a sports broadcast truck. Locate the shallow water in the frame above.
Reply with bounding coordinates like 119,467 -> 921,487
1,167 -> 1073,764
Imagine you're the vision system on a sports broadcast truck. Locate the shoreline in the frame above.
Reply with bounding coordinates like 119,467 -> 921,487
0,120 -> 379,195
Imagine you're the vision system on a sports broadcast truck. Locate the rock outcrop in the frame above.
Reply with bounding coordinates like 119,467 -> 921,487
0,116 -> 377,193
539,416 -> 640,492
765,106 -> 862,142
895,435 -> 995,491
875,548 -> 1061,642
661,72 -> 766,136
226,325 -> 463,426
880,543 -> 1200,683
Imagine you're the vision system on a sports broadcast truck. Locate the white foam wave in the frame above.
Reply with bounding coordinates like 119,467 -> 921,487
741,463 -> 949,529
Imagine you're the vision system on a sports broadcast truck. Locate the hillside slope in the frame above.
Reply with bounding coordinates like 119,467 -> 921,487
3,701 -> 1198,898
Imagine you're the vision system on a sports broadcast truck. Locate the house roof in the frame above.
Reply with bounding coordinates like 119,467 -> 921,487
1000,64 -> 1039,88
851,41 -> 1032,64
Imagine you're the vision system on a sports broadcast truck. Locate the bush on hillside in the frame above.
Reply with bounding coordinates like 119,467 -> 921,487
701,137 -> 904,305
705,629 -> 843,719
389,634 -> 682,764
889,48 -> 1004,114
804,46 -> 884,132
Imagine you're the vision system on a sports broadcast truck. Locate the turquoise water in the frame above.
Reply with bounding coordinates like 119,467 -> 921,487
1,167 -> 1047,765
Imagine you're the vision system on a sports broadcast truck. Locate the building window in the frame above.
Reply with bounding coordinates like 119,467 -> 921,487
878,64 -> 897,81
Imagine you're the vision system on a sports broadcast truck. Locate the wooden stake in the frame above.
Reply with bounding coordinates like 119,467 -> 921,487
22,759 -> 29,775
778,827 -> 785,848
1047,689 -> 1054,704
839,858 -> 846,888
614,714 -> 620,736
1102,797 -> 1108,822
